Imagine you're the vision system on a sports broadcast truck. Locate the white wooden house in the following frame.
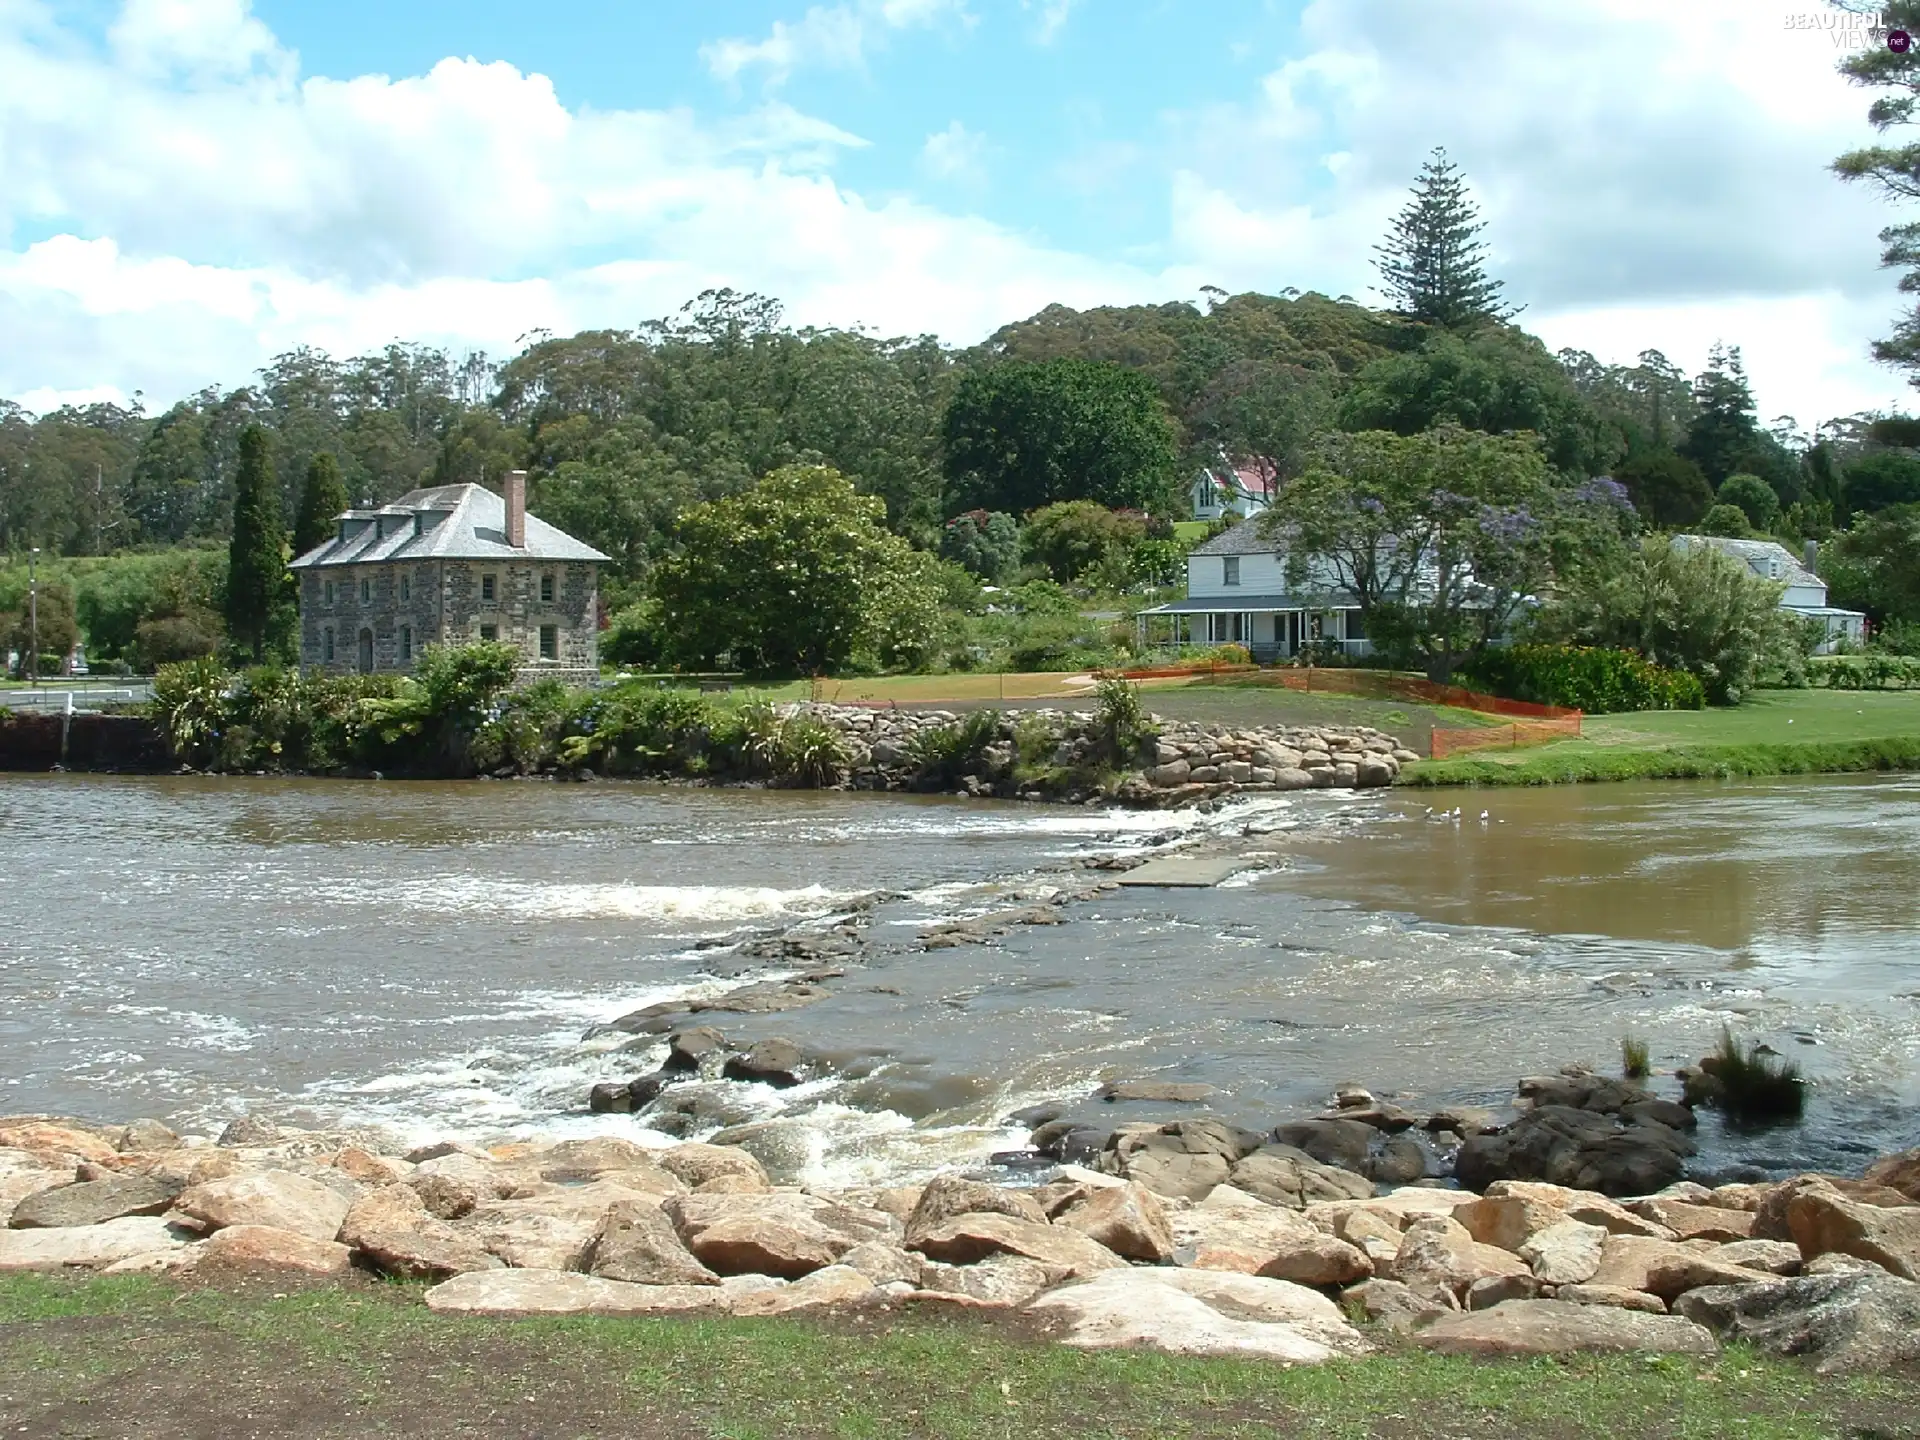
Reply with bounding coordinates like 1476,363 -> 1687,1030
1672,535 -> 1866,653
1136,524 -> 1370,662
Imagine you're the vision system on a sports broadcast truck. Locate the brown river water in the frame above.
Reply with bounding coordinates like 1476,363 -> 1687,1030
1,772 -> 1915,1185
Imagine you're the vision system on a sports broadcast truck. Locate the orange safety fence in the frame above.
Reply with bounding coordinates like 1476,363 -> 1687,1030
1429,716 -> 1583,759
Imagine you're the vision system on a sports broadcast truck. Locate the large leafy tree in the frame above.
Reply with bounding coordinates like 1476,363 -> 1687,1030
1826,502 -> 1920,625
1269,424 -> 1578,682
1021,501 -> 1145,583
1338,327 -> 1611,477
292,452 -> 350,555
1613,449 -> 1713,529
1842,448 -> 1920,511
224,425 -> 294,662
942,358 -> 1179,515
649,465 -> 940,675
1372,147 -> 1517,330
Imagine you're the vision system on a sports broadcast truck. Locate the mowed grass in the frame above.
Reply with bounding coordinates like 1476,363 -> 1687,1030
1405,689 -> 1920,787
0,1273 -> 1909,1440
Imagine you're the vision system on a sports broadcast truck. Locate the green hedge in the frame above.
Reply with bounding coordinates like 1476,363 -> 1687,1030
1809,655 -> 1920,690
1460,644 -> 1705,714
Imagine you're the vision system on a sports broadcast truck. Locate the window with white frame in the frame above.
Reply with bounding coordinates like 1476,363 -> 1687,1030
1222,556 -> 1240,587
481,574 -> 496,602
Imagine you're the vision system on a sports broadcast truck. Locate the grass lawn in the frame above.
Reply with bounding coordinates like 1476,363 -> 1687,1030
1,1273 -> 1910,1440
1405,689 -> 1920,787
1171,520 -> 1210,543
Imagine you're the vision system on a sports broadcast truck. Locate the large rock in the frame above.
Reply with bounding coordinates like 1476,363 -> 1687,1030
1343,1278 -> 1451,1332
1642,1253 -> 1779,1303
1415,1299 -> 1717,1357
1172,1200 -> 1323,1275
1455,1107 -> 1690,1198
1026,1268 -> 1369,1363
722,1039 -> 807,1088
656,1143 -> 769,1191
917,1255 -> 1061,1307
1519,1219 -> 1607,1285
1631,1198 -> 1753,1242
665,1027 -> 728,1072
1229,1147 -> 1372,1210
665,1192 -> 890,1279
1863,1148 -> 1920,1202
1389,1215 -> 1529,1304
585,1200 -> 718,1286
1253,1230 -> 1372,1287
1477,1181 -> 1673,1239
8,1176 -> 179,1229
337,1185 -> 501,1279
1104,1120 -> 1260,1200
172,1169 -> 352,1244
1586,1235 -> 1719,1293
904,1176 -> 1046,1245
0,1216 -> 187,1272
908,1212 -> 1125,1279
424,1269 -> 726,1317
705,1120 -> 817,1185
838,1241 -> 924,1289
1786,1186 -> 1920,1281
196,1224 -> 353,1276
1055,1182 -> 1173,1263
1675,1271 -> 1920,1374
729,1264 -> 875,1316
1270,1119 -> 1372,1172
1556,1283 -> 1668,1314
1715,1239 -> 1803,1276
530,1138 -> 683,1192
0,1123 -> 119,1165
1752,1174 -> 1914,1242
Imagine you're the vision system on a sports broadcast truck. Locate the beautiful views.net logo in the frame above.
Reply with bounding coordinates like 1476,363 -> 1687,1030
1783,10 -> 1911,49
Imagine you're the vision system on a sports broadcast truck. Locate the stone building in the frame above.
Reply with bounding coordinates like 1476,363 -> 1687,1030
291,473 -> 608,682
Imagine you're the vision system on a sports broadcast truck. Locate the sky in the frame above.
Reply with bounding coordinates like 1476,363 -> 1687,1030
1,0 -> 1914,429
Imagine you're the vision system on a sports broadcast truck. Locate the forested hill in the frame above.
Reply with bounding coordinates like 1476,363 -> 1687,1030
0,286 -> 1877,599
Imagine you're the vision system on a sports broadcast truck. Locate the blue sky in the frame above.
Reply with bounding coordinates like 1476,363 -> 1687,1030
0,1 -> 1912,427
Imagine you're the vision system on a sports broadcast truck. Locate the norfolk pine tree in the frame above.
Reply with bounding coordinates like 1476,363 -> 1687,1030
225,424 -> 295,661
293,451 -> 350,556
1834,0 -> 1920,380
1373,147 -> 1518,330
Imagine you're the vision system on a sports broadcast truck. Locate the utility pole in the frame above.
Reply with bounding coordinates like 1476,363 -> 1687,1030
28,546 -> 40,690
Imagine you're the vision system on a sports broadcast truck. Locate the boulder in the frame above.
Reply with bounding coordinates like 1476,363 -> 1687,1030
1467,1274 -> 1543,1309
588,1082 -> 635,1114
585,1200 -> 719,1287
1055,1181 -> 1174,1263
216,1116 -> 282,1147
1752,1174 -> 1914,1242
729,1264 -> 875,1316
332,1148 -> 410,1186
1026,1268 -> 1369,1363
666,1193 -> 889,1279
838,1241 -> 923,1289
1556,1284 -> 1668,1314
1479,1181 -> 1673,1239
1675,1271 -> 1920,1374
1254,1230 -> 1372,1287
904,1176 -> 1047,1244
1586,1235 -> 1718,1293
1786,1186 -> 1920,1280
424,1269 -> 726,1317
1519,1219 -> 1607,1285
1093,1081 -> 1215,1104
0,1170 -> 72,1228
1863,1148 -> 1920,1202
0,1216 -> 188,1272
1415,1299 -> 1717,1356
1455,1107 -> 1690,1197
115,1120 -> 179,1153
665,1027 -> 728,1072
197,1225 -> 353,1276
1343,1277 -> 1451,1331
1364,1134 -> 1428,1186
1303,1187 -> 1478,1232
0,1123 -> 121,1165
1388,1216 -> 1529,1304
337,1185 -> 501,1280
470,1210 -> 600,1272
1642,1253 -> 1777,1303
8,1176 -> 178,1229
657,1143 -> 770,1191
1714,1239 -> 1803,1276
1123,1149 -> 1231,1201
908,1212 -> 1125,1279
722,1039 -> 807,1088
1271,1119 -> 1372,1173
172,1169 -> 352,1244
917,1255 -> 1061,1307
1229,1148 -> 1372,1210
1172,1201 -> 1323,1276
705,1120 -> 817,1185
531,1138 -> 683,1192
408,1172 -> 478,1221
1631,1199 -> 1754,1242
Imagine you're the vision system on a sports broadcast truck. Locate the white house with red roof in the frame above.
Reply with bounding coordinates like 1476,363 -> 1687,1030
1188,456 -> 1277,522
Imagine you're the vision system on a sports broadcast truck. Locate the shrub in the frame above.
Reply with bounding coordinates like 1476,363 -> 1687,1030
1620,1035 -> 1650,1080
1810,654 -> 1920,690
151,656 -> 232,767
768,713 -> 849,788
1699,503 -> 1754,538
1092,676 -> 1158,766
360,642 -> 521,775
133,610 -> 222,671
1699,1026 -> 1807,1124
906,708 -> 1003,787
1460,644 -> 1705,713
1717,473 -> 1781,531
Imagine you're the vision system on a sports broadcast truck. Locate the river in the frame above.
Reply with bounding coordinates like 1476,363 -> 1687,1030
2,772 -> 1916,1186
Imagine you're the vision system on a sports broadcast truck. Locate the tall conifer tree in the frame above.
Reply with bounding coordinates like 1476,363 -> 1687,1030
293,451 -> 350,555
225,424 -> 293,661
1373,147 -> 1517,330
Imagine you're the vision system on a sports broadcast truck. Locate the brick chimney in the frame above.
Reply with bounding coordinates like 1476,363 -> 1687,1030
503,470 -> 527,549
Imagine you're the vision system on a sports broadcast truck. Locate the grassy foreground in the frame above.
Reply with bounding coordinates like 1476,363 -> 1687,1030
1405,690 -> 1920,787
0,1274 -> 1912,1440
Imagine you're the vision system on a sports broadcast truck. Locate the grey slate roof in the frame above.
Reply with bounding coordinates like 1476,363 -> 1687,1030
290,483 -> 609,569
1670,534 -> 1818,589
1189,521 -> 1288,557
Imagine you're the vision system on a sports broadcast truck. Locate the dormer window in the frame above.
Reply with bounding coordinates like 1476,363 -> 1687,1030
1223,556 -> 1241,587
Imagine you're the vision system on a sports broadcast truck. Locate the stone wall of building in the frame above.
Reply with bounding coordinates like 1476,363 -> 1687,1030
299,559 -> 598,680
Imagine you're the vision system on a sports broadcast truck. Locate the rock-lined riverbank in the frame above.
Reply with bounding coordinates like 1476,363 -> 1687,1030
5,1096 -> 1916,1373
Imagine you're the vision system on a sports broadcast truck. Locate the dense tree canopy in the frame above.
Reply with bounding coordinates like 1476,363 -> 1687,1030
224,425 -> 294,663
293,452 -> 349,555
942,358 -> 1179,515
1372,147 -> 1517,330
648,465 -> 940,675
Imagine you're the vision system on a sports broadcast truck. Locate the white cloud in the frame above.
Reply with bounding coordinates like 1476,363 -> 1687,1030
919,120 -> 987,185
1153,0 -> 1911,418
1023,0 -> 1078,45
701,0 -> 967,86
